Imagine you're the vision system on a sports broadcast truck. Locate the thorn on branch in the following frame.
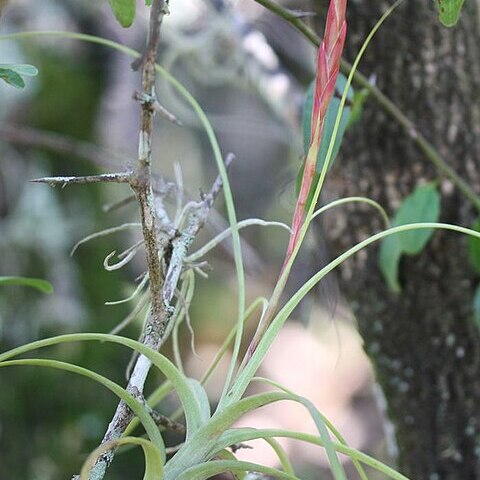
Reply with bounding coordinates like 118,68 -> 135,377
133,91 -> 183,126
230,442 -> 253,453
203,153 -> 235,208
30,172 -> 132,187
288,9 -> 316,19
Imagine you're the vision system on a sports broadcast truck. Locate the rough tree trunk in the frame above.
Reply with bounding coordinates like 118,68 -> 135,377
315,1 -> 480,478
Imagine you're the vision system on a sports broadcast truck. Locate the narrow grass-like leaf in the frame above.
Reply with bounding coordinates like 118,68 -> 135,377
80,437 -> 163,480
125,297 -> 267,437
0,333 -> 205,438
312,196 -> 390,228
216,429 -> 411,480
379,235 -> 402,293
0,358 -> 165,459
347,87 -> 369,128
0,276 -> 53,294
186,378 -> 211,436
264,437 -> 295,475
252,378 -> 348,480
176,460 -> 300,480
163,392 -> 291,480
214,450 -> 246,480
468,219 -> 480,274
232,222 -> 480,404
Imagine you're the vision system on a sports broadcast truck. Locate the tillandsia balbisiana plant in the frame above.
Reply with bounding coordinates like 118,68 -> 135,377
0,0 -> 478,479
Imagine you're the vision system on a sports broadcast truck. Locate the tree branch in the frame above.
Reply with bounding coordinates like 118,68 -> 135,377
0,123 -> 126,168
80,2 -> 170,479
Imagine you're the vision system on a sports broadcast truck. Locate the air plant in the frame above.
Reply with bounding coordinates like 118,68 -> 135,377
243,0 -> 348,363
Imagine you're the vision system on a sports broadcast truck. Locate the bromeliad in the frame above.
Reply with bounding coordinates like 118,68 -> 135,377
243,0 -> 348,364
286,0 -> 347,264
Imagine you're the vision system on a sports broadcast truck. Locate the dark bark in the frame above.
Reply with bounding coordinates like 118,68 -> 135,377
313,1 -> 480,479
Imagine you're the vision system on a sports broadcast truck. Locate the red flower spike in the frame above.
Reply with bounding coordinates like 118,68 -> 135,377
285,0 -> 347,263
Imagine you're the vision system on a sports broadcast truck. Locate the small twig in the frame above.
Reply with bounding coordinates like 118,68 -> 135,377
30,172 -> 131,186
162,154 -> 234,304
86,2 -> 170,479
0,123 -> 126,168
133,91 -> 183,126
230,443 -> 253,453
148,409 -> 186,435
102,194 -> 137,212
174,162 -> 184,225
288,9 -> 316,19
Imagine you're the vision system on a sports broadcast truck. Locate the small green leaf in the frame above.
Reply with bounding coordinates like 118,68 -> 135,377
0,63 -> 39,76
474,284 -> 480,332
0,68 -> 25,89
0,276 -> 53,294
468,219 -> 480,275
347,87 -> 369,128
395,183 -> 441,254
108,0 -> 136,27
145,0 -> 152,5
435,0 -> 465,27
0,64 -> 38,89
378,184 -> 441,293
379,235 -> 402,293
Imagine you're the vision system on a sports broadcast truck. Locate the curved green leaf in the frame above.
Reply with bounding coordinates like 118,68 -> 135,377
379,183 -> 441,292
216,429 -> 410,480
186,378 -> 211,438
474,284 -> 480,332
379,235 -> 402,293
250,378 -> 348,480
125,297 -> 266,437
108,0 -> 136,27
395,184 -> 441,254
0,67 -> 25,89
468,219 -> 480,274
0,358 -> 164,459
232,221 -> 480,403
176,460 -> 300,480
0,333 -> 205,439
80,437 -> 163,480
435,0 -> 465,27
163,392 -> 290,480
0,276 -> 53,294
214,450 -> 247,480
